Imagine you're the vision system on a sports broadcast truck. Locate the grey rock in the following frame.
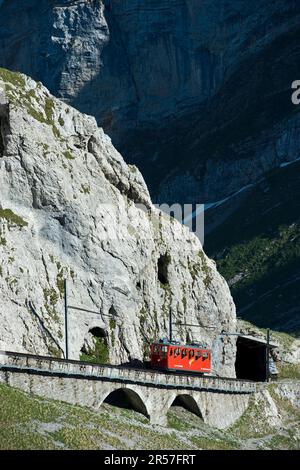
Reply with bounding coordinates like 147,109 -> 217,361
1,1 -> 299,207
0,69 -> 236,376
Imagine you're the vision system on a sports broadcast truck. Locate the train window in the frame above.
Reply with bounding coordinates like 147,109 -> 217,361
181,349 -> 187,358
195,350 -> 201,359
169,348 -> 173,356
162,346 -> 168,353
174,348 -> 180,356
202,352 -> 208,359
154,346 -> 159,353
189,350 -> 194,359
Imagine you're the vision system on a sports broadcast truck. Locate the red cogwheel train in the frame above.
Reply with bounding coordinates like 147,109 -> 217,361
150,339 -> 211,374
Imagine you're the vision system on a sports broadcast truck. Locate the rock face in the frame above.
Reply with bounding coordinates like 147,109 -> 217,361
1,1 -> 300,335
0,69 -> 236,376
1,0 -> 299,204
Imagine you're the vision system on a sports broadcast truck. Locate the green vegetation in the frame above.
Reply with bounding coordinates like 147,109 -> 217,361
109,318 -> 116,347
238,318 -> 297,346
215,226 -> 300,298
80,336 -> 109,364
0,68 -> 60,138
229,395 -> 273,439
187,251 -> 213,287
0,208 -> 28,229
167,412 -> 191,432
44,98 -> 60,138
139,307 -> 147,330
197,250 -> 213,287
0,68 -> 25,88
63,150 -> 75,160
40,142 -> 49,156
191,437 -> 237,450
268,384 -> 300,420
80,184 -> 90,194
56,266 -> 65,298
43,287 -> 60,322
0,382 -> 299,450
277,363 -> 300,380
161,284 -> 172,319
48,344 -> 62,359
206,161 -> 300,335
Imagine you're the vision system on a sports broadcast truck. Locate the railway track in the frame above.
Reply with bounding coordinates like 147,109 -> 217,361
0,350 -> 256,393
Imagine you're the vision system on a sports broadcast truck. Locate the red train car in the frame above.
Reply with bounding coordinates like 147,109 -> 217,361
150,340 -> 211,374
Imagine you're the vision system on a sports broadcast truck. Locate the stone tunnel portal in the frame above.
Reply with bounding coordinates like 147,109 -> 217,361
235,335 -> 276,382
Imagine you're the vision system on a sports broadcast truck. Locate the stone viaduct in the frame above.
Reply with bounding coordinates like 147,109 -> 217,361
0,351 -> 257,429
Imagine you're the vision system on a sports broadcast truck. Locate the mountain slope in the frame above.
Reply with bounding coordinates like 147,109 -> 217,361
206,160 -> 300,335
1,381 -> 299,450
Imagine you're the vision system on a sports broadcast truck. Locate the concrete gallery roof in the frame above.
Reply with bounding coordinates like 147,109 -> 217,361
238,335 -> 277,348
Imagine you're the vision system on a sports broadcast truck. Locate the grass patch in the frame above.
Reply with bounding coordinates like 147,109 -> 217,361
0,382 -> 299,450
0,208 -> 28,228
63,150 -> 74,160
167,412 -> 191,432
43,287 -> 60,322
0,68 -> 60,138
80,336 -> 109,364
0,68 -> 25,88
229,394 -> 272,439
277,363 -> 300,380
191,436 -> 238,450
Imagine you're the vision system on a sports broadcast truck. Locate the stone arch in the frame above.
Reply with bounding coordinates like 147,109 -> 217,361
89,326 -> 108,338
168,393 -> 203,419
102,386 -> 150,419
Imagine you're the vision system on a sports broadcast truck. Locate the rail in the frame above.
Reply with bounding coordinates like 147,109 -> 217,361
0,350 -> 256,394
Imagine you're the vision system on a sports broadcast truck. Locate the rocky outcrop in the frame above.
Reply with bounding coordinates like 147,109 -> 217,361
0,69 -> 236,376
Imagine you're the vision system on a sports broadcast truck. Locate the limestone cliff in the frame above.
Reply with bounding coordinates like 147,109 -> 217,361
0,69 -> 236,376
1,0 -> 299,205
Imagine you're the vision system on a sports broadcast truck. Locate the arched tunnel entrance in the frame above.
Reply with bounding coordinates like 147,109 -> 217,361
103,388 -> 149,419
80,327 -> 109,364
170,394 -> 202,419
